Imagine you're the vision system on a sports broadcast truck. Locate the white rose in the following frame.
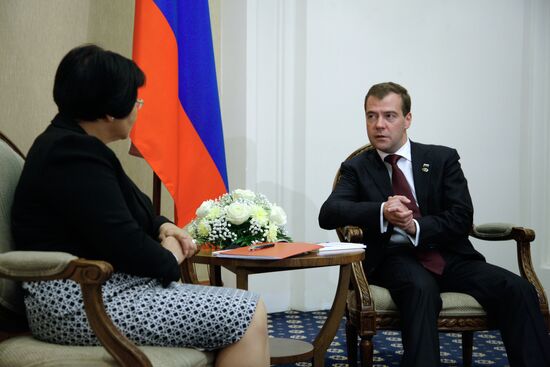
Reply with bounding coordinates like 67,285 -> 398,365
226,202 -> 251,225
232,189 -> 256,201
196,200 -> 213,218
269,205 -> 287,226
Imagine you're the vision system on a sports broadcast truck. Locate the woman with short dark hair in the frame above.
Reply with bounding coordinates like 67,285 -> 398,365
12,44 -> 269,367
53,44 -> 145,121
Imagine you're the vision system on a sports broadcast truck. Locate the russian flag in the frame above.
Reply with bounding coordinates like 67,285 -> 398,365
131,0 -> 228,227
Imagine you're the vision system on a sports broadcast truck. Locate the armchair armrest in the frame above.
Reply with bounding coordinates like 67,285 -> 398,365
470,223 -> 535,242
0,251 -> 152,367
335,226 -> 378,335
470,223 -> 548,318
0,251 -> 77,279
336,226 -> 363,243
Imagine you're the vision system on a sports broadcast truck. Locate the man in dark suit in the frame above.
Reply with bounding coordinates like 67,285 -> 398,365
319,82 -> 550,367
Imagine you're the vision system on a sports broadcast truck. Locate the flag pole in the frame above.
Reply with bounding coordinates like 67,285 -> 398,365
153,172 -> 161,216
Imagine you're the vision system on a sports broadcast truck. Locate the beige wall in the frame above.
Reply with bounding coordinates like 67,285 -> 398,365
0,0 -> 222,282
0,0 -> 181,219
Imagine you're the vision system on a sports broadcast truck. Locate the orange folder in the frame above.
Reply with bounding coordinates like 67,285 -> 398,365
212,242 -> 323,260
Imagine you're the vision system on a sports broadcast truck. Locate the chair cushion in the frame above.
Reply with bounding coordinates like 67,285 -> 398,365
0,251 -> 77,278
471,223 -> 513,239
0,336 -> 215,367
0,138 -> 26,319
370,285 -> 487,317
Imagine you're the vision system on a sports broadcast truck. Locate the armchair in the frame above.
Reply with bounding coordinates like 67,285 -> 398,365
333,144 -> 550,367
0,131 -> 214,366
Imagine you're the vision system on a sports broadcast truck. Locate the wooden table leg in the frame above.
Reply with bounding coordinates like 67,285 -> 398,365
311,264 -> 352,367
180,259 -> 199,284
235,269 -> 249,290
209,264 -> 222,286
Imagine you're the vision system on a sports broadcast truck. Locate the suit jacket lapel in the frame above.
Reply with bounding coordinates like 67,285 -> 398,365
410,142 -> 430,213
364,150 -> 393,199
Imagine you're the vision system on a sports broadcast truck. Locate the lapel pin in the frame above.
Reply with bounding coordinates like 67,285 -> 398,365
422,163 -> 429,172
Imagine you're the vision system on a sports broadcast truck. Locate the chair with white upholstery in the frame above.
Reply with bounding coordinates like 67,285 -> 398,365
334,144 -> 550,367
0,131 -> 214,367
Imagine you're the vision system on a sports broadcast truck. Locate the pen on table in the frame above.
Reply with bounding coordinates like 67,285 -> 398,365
249,243 -> 275,251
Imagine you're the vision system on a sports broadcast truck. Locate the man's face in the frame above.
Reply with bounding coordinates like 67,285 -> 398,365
365,93 -> 411,153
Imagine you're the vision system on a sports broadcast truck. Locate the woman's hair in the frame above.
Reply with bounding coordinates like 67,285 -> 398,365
53,44 -> 145,121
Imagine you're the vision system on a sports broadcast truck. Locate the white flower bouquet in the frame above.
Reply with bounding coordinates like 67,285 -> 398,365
186,189 -> 292,249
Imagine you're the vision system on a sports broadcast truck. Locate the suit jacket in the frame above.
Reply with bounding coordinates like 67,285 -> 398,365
319,141 -> 484,275
11,114 -> 180,285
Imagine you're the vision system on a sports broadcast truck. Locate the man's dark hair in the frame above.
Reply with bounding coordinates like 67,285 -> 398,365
364,82 -> 411,116
53,44 -> 145,121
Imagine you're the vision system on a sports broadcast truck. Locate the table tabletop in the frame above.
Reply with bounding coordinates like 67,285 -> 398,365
191,248 -> 364,269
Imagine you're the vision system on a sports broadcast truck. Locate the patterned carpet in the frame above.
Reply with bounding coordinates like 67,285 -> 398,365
267,310 -> 510,367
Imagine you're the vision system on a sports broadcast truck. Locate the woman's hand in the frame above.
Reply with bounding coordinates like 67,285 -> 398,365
159,222 -> 184,241
159,223 -> 198,259
161,236 -> 185,265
